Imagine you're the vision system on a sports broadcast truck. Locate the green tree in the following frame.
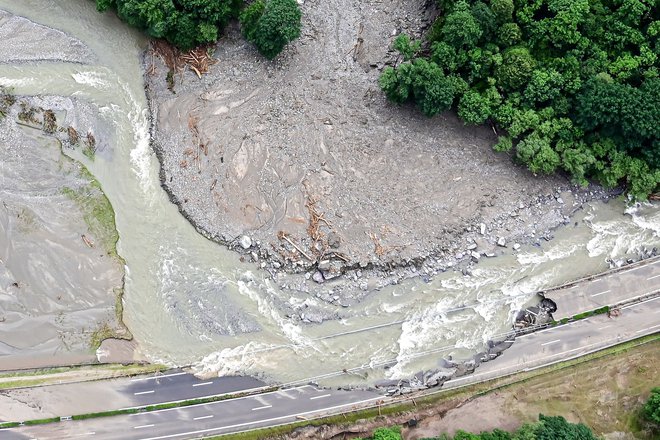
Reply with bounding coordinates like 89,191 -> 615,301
535,414 -> 598,440
393,34 -> 422,62
489,0 -> 513,22
239,0 -> 266,42
441,1 -> 483,49
241,0 -> 301,59
373,426 -> 402,440
458,90 -> 492,124
643,387 -> 660,426
495,46 -> 536,91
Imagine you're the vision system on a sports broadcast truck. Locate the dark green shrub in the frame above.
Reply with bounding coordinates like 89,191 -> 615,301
96,0 -> 239,50
240,0 -> 301,59
643,387 -> 660,426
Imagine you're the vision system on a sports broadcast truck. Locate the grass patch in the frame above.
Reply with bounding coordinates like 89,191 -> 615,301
89,322 -> 117,350
61,177 -> 119,259
0,364 -> 167,391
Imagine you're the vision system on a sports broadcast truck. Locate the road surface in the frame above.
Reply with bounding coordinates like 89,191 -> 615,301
544,256 -> 660,318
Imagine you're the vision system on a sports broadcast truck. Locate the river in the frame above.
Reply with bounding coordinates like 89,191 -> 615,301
0,0 -> 658,385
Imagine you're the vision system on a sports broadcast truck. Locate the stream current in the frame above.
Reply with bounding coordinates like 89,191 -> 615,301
1,0 -> 658,385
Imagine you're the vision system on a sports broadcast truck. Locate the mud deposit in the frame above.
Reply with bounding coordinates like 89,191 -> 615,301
0,95 -> 126,369
148,0 -> 611,287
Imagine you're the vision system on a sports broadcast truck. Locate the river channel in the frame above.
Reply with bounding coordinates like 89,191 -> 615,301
1,0 -> 658,385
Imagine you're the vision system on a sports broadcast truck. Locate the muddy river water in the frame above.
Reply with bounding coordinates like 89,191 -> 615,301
1,0 -> 658,385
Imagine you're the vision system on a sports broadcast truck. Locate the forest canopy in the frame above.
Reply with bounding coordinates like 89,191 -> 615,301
380,0 -> 660,198
94,0 -> 301,58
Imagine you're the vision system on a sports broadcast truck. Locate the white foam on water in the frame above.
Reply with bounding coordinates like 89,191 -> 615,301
71,70 -> 110,89
236,273 -> 310,348
0,77 -> 35,87
194,341 -> 277,377
516,243 -> 581,266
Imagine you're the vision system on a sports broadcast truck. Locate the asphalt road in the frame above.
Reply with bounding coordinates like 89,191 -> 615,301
544,256 -> 660,319
445,295 -> 660,388
122,372 -> 266,408
2,385 -> 382,440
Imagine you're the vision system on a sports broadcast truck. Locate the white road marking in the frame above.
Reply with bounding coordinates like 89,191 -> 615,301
276,389 -> 298,399
310,394 -> 331,400
193,415 -> 214,421
134,424 -> 155,429
137,396 -> 382,440
590,289 -> 611,297
597,325 -> 611,330
134,390 -> 155,396
621,295 -> 660,310
647,274 -> 660,280
568,285 -> 579,289
192,381 -> 213,387
591,278 -> 603,283
131,372 -> 187,382
636,324 -> 660,333
541,339 -> 560,346
129,386 -> 313,417
251,405 -> 272,411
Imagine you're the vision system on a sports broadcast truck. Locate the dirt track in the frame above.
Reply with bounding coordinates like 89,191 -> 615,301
147,0 -> 610,289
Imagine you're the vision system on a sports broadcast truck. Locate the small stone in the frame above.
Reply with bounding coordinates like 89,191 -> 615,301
455,252 -> 464,259
312,271 -> 325,284
467,243 -> 477,250
485,252 -> 496,257
251,252 -> 259,262
556,197 -> 564,204
356,270 -> 362,278
480,223 -> 486,235
513,243 -> 521,251
304,272 -> 311,280
470,251 -> 480,261
239,235 -> 252,249
273,261 -> 281,269
328,232 -> 341,248
318,260 -> 331,271
497,237 -> 506,247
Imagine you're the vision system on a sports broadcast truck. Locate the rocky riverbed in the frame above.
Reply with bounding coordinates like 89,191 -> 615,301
145,0 -> 617,316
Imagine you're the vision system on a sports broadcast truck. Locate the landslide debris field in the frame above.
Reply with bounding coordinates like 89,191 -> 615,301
147,0 -> 611,285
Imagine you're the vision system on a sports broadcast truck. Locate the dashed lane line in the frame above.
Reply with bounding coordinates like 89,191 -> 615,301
590,289 -> 611,297
136,396 -> 382,440
310,394 -> 331,400
134,390 -> 155,396
251,405 -> 272,411
193,415 -> 214,421
541,339 -> 561,346
134,424 -> 155,429
192,382 -> 213,387
636,324 -> 660,333
647,274 -> 660,280
131,372 -> 187,382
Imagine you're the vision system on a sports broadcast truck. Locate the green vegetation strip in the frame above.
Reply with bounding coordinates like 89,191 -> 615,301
0,364 -> 166,391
